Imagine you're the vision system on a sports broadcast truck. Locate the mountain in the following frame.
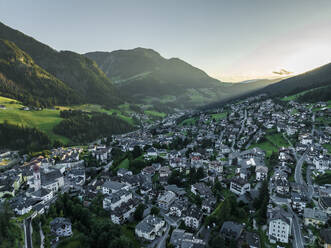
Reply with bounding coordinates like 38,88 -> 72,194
0,22 -> 122,107
0,39 -> 79,107
85,48 -> 230,109
85,49 -> 285,110
260,62 -> 331,97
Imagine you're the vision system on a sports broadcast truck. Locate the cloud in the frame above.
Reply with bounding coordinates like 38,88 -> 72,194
272,69 -> 293,75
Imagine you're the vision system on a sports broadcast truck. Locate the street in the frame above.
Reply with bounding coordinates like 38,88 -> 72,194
24,218 -> 32,248
287,206 -> 305,248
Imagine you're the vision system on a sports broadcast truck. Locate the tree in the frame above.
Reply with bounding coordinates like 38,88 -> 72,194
150,206 -> 160,216
134,204 -> 145,221
209,235 -> 225,248
196,167 -> 205,180
254,180 -> 269,224
132,146 -> 142,159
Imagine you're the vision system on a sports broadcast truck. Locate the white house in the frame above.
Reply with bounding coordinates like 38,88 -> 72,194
103,189 -> 132,211
183,205 -> 201,229
230,177 -> 251,195
268,208 -> 292,244
135,215 -> 166,241
102,180 -> 129,195
158,191 -> 176,210
255,166 -> 268,181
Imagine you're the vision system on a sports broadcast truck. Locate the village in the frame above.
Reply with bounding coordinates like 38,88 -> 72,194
0,94 -> 330,248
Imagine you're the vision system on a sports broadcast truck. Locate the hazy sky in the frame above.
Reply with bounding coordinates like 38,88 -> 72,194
1,0 -> 331,81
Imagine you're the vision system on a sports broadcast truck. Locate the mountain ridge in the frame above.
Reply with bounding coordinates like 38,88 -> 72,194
0,21 -> 122,107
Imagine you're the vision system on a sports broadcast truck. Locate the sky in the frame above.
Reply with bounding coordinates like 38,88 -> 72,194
1,0 -> 331,82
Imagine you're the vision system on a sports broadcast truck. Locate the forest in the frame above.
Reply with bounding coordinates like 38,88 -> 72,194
0,122 -> 52,152
53,110 -> 135,143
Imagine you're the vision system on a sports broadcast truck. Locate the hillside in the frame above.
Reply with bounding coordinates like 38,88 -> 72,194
85,48 -> 231,108
0,39 -> 78,107
0,22 -> 122,107
85,49 -> 284,109
260,62 -> 331,97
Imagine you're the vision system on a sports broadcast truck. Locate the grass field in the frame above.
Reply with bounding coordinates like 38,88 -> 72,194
118,158 -> 130,169
281,88 -> 321,101
312,101 -> 331,112
57,103 -> 135,125
0,96 -> 140,144
211,112 -> 227,120
0,96 -> 69,144
144,110 -> 166,118
180,117 -> 197,126
323,144 -> 331,154
250,133 -> 288,157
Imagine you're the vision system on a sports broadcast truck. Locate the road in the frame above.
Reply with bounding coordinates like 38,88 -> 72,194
294,152 -> 307,186
40,222 -> 44,248
148,224 -> 170,248
156,224 -> 170,248
24,218 -> 32,248
287,206 -> 305,248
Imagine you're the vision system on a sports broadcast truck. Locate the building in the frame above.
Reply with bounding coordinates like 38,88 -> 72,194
103,189 -> 132,211
303,208 -> 328,227
220,221 -> 244,241
319,197 -> 331,215
170,229 -> 205,248
183,205 -> 201,229
320,228 -> 331,248
230,177 -> 251,195
268,208 -> 292,244
135,215 -> 165,241
158,191 -> 176,210
191,182 -> 212,198
255,166 -> 268,181
102,180 -> 128,195
50,217 -> 72,237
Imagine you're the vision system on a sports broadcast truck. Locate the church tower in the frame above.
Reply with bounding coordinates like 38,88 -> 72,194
33,164 -> 41,191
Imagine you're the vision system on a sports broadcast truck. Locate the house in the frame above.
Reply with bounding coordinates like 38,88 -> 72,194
303,208 -> 328,227
320,228 -> 331,248
142,166 -> 156,176
31,188 -> 53,203
159,166 -> 171,178
146,148 -> 157,157
135,215 -> 166,241
191,182 -> 212,198
103,189 -> 132,211
274,178 -> 290,195
220,221 -> 243,241
110,198 -> 140,224
117,168 -> 133,177
291,192 -> 307,212
170,229 -> 205,248
319,197 -> 331,215
158,191 -> 176,210
230,177 -> 251,195
50,217 -> 72,237
183,205 -> 201,229
102,180 -> 128,195
255,166 -> 268,181
202,196 -> 217,214
169,199 -> 187,217
238,231 -> 261,248
268,207 -> 292,244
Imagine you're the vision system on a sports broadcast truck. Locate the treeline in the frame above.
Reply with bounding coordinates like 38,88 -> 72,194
0,122 -> 52,152
0,202 -> 24,247
54,110 -> 135,143
298,85 -> 331,102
